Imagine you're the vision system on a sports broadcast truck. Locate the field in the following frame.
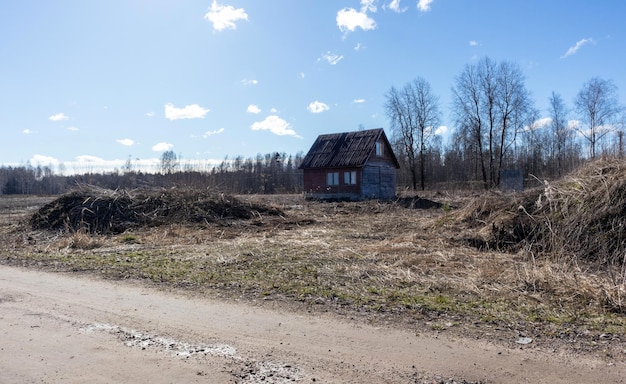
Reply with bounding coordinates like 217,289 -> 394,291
1,182 -> 625,365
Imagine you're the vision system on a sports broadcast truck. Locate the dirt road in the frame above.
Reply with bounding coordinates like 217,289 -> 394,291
0,266 -> 623,383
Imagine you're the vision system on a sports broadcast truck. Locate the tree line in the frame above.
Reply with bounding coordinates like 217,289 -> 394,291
1,56 -> 623,195
387,56 -> 624,190
0,152 -> 305,195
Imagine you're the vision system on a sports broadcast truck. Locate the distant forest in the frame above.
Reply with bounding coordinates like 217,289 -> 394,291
0,142 -> 606,196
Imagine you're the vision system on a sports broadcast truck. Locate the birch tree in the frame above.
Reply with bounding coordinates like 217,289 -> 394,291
385,77 -> 441,190
574,77 -> 623,158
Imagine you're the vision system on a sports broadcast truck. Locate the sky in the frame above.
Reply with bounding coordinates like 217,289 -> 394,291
1,0 -> 625,174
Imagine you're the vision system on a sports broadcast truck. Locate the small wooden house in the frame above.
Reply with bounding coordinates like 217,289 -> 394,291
299,128 -> 400,200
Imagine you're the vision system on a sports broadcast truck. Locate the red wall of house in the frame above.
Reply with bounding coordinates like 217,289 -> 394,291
303,167 -> 361,195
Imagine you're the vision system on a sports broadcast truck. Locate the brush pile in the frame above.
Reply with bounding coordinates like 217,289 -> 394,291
30,186 -> 283,234
458,158 -> 626,267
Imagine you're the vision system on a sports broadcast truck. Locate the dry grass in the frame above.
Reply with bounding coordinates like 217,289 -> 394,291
1,179 -> 626,356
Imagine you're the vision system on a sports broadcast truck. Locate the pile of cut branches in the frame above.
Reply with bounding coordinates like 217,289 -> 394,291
30,186 -> 283,234
456,159 -> 626,269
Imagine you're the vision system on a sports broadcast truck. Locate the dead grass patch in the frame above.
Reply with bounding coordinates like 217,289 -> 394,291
2,183 -> 626,356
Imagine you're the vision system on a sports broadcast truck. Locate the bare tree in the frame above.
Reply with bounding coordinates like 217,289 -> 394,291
548,92 -> 574,176
385,77 -> 441,190
574,77 -> 623,159
160,150 -> 179,174
452,57 -> 532,189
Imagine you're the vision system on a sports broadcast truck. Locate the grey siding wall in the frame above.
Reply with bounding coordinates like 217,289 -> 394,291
362,163 -> 396,199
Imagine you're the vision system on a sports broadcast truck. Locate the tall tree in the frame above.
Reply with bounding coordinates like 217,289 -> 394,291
574,77 -> 623,159
451,57 -> 532,189
160,150 -> 179,174
548,92 -> 573,176
385,77 -> 441,190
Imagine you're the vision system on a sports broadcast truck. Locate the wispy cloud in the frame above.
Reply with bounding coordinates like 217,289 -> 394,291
164,103 -> 209,120
336,0 -> 377,33
204,0 -> 248,32
354,42 -> 365,51
561,38 -> 594,58
469,40 -> 478,46
251,115 -> 301,138
67,126 -> 79,131
241,79 -> 258,86
417,0 -> 434,12
353,98 -> 366,104
116,138 -> 134,146
568,120 -> 581,130
202,128 -> 224,138
434,125 -> 448,135
247,104 -> 261,114
319,51 -> 344,65
307,101 -> 330,114
152,142 -> 173,152
146,112 -> 155,117
361,0 -> 377,12
49,112 -> 69,121
76,155 -> 105,164
386,0 -> 406,13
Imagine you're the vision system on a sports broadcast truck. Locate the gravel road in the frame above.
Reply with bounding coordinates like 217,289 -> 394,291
1,265 -> 624,383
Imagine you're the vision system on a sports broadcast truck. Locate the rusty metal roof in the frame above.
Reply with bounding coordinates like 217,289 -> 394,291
299,128 -> 399,169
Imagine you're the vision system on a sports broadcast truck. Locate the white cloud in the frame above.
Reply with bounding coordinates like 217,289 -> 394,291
299,72 -> 305,79
533,117 -> 552,130
241,79 -> 258,86
251,115 -> 301,138
469,40 -> 478,46
561,38 -> 594,58
30,154 -> 60,167
202,128 -> 225,138
247,104 -> 261,114
353,98 -> 366,104
270,107 -> 278,113
152,142 -> 174,152
434,125 -> 448,135
49,112 -> 68,121
417,0 -> 434,12
117,138 -> 134,146
164,103 -> 209,120
354,42 -> 364,51
146,112 -> 155,117
23,129 -> 34,134
319,51 -> 344,65
67,126 -> 79,131
204,0 -> 248,32
386,0 -> 406,12
336,8 -> 376,33
307,101 -> 330,114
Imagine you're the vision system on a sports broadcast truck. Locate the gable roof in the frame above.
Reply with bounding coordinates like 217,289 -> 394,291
299,128 -> 400,169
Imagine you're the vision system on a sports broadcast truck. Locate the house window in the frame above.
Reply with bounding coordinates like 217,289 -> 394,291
344,171 -> 357,185
327,172 -> 339,186
375,141 -> 384,157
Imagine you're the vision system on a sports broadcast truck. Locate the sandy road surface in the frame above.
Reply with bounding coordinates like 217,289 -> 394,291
0,266 -> 624,383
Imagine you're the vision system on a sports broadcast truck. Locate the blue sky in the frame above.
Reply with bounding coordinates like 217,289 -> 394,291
1,0 -> 625,174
